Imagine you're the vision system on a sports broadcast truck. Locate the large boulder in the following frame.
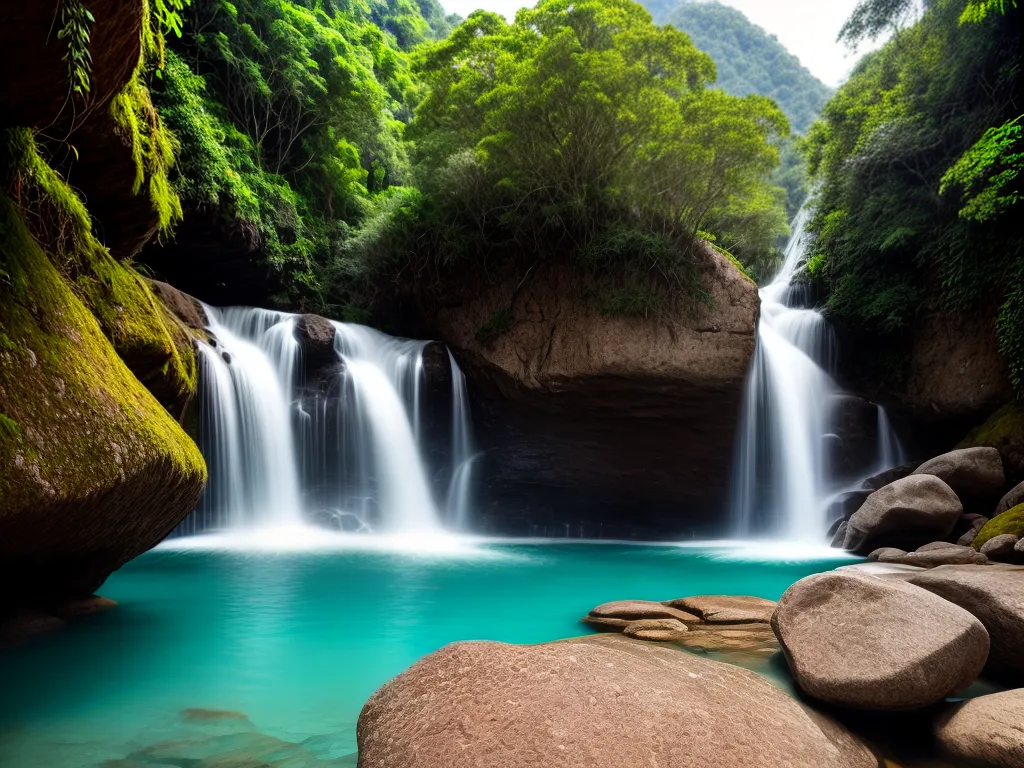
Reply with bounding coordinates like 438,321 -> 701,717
908,564 -> 1024,678
843,475 -> 963,553
357,635 -> 879,768
771,570 -> 989,709
0,201 -> 206,611
934,689 -> 1024,767
416,245 -> 758,538
912,447 -> 1005,502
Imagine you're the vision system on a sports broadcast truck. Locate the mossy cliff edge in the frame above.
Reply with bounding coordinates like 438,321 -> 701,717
0,0 -> 207,615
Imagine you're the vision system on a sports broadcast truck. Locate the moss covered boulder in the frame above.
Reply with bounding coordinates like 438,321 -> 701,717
0,199 -> 206,609
973,504 -> 1024,551
959,401 -> 1024,478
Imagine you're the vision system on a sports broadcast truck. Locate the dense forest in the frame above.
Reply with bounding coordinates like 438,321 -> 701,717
137,0 -> 793,317
804,0 -> 1022,395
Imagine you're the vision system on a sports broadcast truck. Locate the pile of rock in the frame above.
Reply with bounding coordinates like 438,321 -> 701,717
581,595 -> 778,655
833,447 -> 1024,565
772,563 -> 1024,765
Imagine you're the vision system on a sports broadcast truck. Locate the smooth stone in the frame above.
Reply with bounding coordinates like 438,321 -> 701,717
980,534 -> 1021,562
868,547 -> 907,561
356,635 -> 879,768
917,541 -> 963,552
934,689 -> 1024,767
878,546 -> 988,568
588,600 -> 701,625
662,595 -> 776,624
622,618 -> 689,642
996,481 -> 1024,516
772,570 -> 990,709
844,474 -> 963,554
959,523 -> 986,547
1016,538 -> 1024,554
913,446 -> 1005,500
909,564 -> 1024,677
830,521 -> 848,548
835,562 -> 927,577
676,624 -> 779,656
580,615 -> 632,632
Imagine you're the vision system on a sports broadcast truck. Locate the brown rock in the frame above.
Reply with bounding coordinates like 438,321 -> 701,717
844,475 -> 963,554
588,600 -> 701,625
877,546 -> 988,568
772,570 -> 989,709
935,689 -> 1024,767
357,635 -> 878,768
980,534 -> 1021,562
997,481 -> 1024,517
913,447 -> 1005,501
425,244 -> 758,537
622,618 -> 689,642
580,615 -> 632,632
147,280 -> 208,332
179,708 -> 252,724
678,624 -> 779,655
868,547 -> 907,561
663,595 -> 776,624
909,564 -> 1024,677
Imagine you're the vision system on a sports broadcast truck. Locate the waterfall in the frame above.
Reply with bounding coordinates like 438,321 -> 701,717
180,308 -> 476,536
731,210 -> 903,540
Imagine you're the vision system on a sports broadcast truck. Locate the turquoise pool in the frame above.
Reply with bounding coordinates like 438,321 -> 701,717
0,539 -> 853,767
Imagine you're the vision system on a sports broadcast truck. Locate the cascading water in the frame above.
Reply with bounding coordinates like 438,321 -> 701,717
179,308 -> 476,537
731,209 -> 904,540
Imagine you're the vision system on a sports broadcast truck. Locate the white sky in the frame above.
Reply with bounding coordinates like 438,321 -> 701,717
438,0 -> 882,87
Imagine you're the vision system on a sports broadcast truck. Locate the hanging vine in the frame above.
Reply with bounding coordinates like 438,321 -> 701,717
57,0 -> 96,97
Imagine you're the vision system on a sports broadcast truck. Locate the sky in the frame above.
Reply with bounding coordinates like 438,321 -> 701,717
438,0 -> 881,87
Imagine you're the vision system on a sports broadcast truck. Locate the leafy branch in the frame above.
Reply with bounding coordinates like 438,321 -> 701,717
58,0 -> 95,97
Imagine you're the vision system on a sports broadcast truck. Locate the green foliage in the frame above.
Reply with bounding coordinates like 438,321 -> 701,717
58,0 -> 96,96
0,413 -> 20,440
837,0 -> 920,46
660,2 -> 832,134
806,0 -> 1023,392
973,503 -> 1024,549
960,0 -> 1017,22
475,307 -> 513,342
153,0 -> 191,38
940,116 -> 1022,222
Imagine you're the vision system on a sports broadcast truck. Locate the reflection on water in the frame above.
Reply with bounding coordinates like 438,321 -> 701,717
0,542 -> 981,767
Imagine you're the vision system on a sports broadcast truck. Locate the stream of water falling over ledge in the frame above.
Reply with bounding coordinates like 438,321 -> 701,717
174,306 -> 476,537
730,209 -> 905,541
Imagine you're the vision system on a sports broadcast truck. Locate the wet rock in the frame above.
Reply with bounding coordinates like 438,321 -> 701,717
830,521 -> 848,548
357,635 -> 878,768
622,618 -> 689,642
873,544 -> 988,568
997,481 -> 1024,517
912,447 -> 1005,503
180,708 -> 252,724
581,615 -> 633,632
861,463 -> 917,491
588,600 -> 701,625
980,534 -> 1021,562
843,474 -> 963,554
934,689 -> 1024,767
772,570 -> 989,709
663,595 -> 776,624
148,280 -> 208,332
909,564 -> 1024,678
677,624 -> 780,656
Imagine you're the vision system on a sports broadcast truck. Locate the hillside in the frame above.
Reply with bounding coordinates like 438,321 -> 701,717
650,0 -> 831,134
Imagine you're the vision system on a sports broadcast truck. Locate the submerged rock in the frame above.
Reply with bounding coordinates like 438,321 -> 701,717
772,570 -> 989,709
662,595 -> 776,624
588,600 -> 701,625
934,689 -> 1024,767
912,447 -> 1005,503
908,564 -> 1024,678
357,635 -> 878,768
843,475 -> 963,554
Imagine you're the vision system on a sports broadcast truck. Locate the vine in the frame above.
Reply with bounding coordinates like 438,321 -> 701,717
58,0 -> 95,97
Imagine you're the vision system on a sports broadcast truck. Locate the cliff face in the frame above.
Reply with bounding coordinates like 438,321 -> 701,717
420,242 -> 760,537
0,1 -> 207,620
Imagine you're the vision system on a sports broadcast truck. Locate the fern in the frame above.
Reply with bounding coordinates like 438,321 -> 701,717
58,0 -> 95,96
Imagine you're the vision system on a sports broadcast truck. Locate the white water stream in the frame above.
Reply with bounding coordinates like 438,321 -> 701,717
176,307 -> 475,536
731,210 -> 904,540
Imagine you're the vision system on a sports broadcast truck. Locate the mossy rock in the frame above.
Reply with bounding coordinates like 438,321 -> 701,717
972,504 -> 1024,551
959,402 -> 1024,477
0,196 -> 206,606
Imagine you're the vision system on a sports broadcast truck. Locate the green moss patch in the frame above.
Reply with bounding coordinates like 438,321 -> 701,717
959,401 -> 1024,475
973,504 -> 1024,550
